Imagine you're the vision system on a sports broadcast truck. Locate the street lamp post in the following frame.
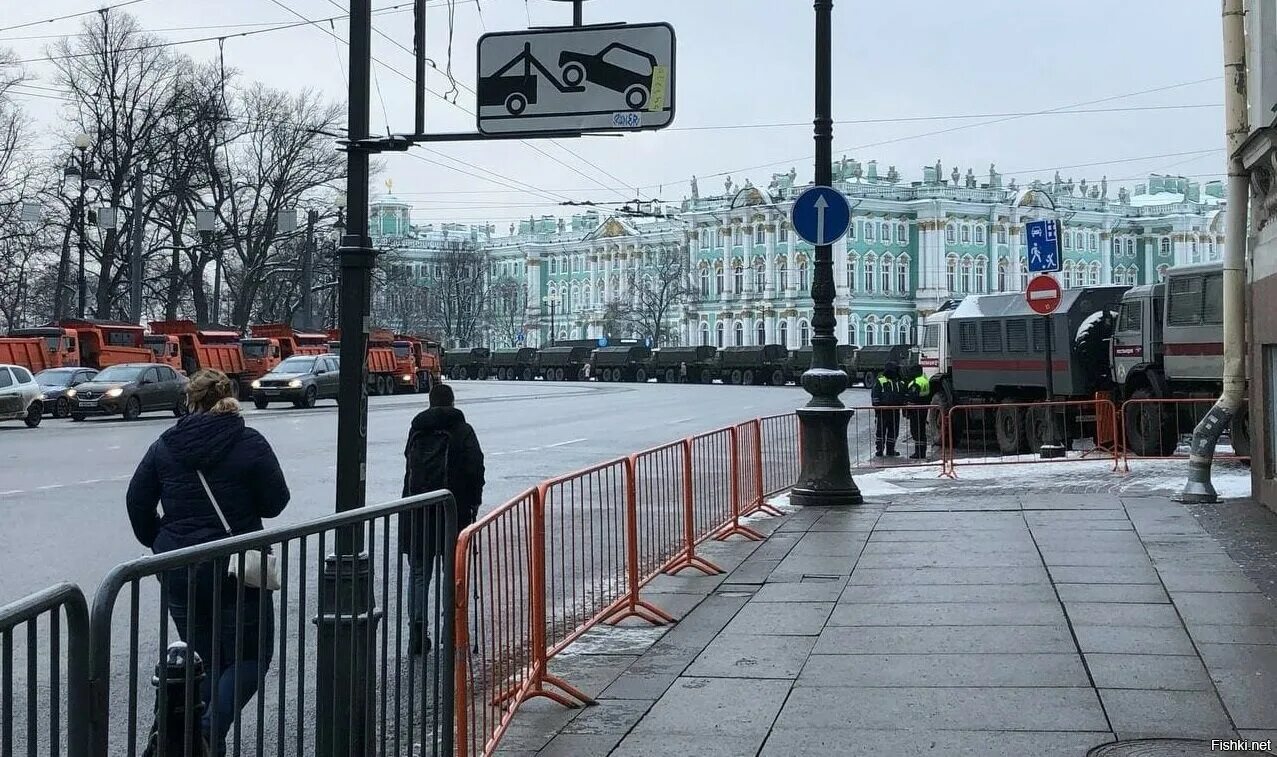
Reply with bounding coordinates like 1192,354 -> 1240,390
194,209 -> 217,324
789,0 -> 863,507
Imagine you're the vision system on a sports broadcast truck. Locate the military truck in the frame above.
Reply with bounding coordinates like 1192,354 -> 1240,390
650,345 -> 719,384
920,285 -> 1126,453
717,344 -> 790,386
445,347 -> 491,380
789,345 -> 859,385
1111,262 -> 1246,456
851,344 -> 915,388
590,345 -> 653,382
490,347 -> 538,380
536,346 -> 593,381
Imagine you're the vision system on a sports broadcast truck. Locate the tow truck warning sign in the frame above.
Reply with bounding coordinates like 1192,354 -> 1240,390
476,22 -> 676,136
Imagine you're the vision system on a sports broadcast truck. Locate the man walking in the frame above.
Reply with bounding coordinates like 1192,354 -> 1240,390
904,363 -> 931,459
401,383 -> 485,655
871,361 -> 906,457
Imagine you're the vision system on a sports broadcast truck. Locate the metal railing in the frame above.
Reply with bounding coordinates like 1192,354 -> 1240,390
87,491 -> 456,757
0,583 -> 90,757
944,398 -> 1121,476
1117,397 -> 1250,467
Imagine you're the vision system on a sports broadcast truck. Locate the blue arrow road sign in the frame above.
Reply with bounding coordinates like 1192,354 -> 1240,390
1026,219 -> 1062,273
791,186 -> 851,247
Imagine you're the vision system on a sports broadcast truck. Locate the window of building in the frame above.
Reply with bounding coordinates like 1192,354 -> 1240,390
716,321 -> 725,347
863,318 -> 877,346
1125,238 -> 1135,257
756,321 -> 766,345
961,225 -> 971,243
975,257 -> 987,293
1208,239 -> 1217,259
733,263 -> 744,294
1020,259 -> 1030,291
1063,232 -> 1072,251
734,321 -> 744,346
897,255 -> 909,292
946,254 -> 958,292
698,322 -> 709,345
799,258 -> 810,290
715,265 -> 724,295
881,254 -> 894,292
1090,261 -> 1102,285
733,228 -> 742,247
865,222 -> 876,242
998,259 -> 1008,292
865,254 -> 876,293
779,320 -> 789,347
896,222 -> 907,243
778,258 -> 789,289
946,224 -> 956,244
846,222 -> 855,241
1065,260 -> 1076,289
700,232 -> 709,250
980,321 -> 1002,352
997,226 -> 1008,244
779,226 -> 789,243
1089,232 -> 1097,251
1160,237 -> 1171,256
882,317 -> 896,345
848,318 -> 859,346
961,256 -> 974,293
755,226 -> 765,245
880,222 -> 890,242
754,259 -> 766,292
899,320 -> 912,346
847,256 -> 857,289
975,225 -> 985,244
799,320 -> 811,347
699,267 -> 710,297
1112,238 -> 1120,257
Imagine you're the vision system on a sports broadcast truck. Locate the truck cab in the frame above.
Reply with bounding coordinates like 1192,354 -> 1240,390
143,334 -> 183,371
1111,284 -> 1164,393
241,337 -> 283,383
918,299 -> 961,385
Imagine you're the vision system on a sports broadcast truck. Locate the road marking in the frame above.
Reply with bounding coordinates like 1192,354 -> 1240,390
668,416 -> 694,424
546,438 -> 586,448
0,490 -> 21,497
36,484 -> 64,490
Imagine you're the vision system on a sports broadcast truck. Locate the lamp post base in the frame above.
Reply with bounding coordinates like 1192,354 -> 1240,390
315,551 -> 382,757
790,406 -> 863,507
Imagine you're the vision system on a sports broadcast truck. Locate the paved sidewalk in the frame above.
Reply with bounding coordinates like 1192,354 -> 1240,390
495,489 -> 1277,756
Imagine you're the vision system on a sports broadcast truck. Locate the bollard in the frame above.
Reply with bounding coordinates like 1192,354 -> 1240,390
142,641 -> 209,757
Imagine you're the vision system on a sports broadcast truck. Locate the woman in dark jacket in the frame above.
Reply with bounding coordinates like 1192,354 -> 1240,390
126,370 -> 289,755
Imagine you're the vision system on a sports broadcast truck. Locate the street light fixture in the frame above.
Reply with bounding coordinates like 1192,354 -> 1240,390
194,208 -> 221,324
63,133 -> 100,319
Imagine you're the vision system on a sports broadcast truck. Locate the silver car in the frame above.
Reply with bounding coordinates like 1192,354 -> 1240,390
0,364 -> 44,428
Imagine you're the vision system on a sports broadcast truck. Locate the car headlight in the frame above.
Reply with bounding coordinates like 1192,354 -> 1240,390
288,379 -> 303,388
105,387 -> 124,398
402,374 -> 412,381
66,389 -> 76,398
251,379 -> 261,389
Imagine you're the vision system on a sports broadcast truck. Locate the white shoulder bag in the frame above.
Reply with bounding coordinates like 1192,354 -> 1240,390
197,470 -> 281,591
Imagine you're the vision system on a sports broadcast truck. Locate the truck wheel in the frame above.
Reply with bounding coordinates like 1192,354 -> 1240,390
522,367 -> 534,381
1124,388 -> 1178,456
663,368 -> 676,384
600,368 -> 612,382
254,398 -> 270,410
53,398 -> 70,418
23,404 -> 41,428
123,397 -> 142,421
995,401 -> 1025,455
770,369 -> 785,386
557,368 -> 567,381
863,371 -> 877,388
730,369 -> 743,385
635,368 -> 648,383
459,367 -> 469,381
701,372 -> 714,385
613,368 -> 625,382
1025,406 -> 1064,452
742,369 -> 755,386
1229,407 -> 1252,458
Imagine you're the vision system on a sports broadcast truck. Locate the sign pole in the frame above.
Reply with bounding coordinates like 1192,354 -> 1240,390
789,0 -> 862,508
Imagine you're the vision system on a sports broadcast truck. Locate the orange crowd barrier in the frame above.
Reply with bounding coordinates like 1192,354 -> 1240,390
943,398 -> 1121,476
454,412 -> 798,756
1117,397 -> 1251,469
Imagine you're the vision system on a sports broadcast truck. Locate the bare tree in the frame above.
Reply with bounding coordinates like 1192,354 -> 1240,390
487,276 -> 527,347
597,299 -> 634,341
429,240 -> 489,348
628,245 -> 691,346
375,257 -> 437,336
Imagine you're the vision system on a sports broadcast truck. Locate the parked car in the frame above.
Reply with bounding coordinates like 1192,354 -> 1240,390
0,364 -> 43,428
35,367 -> 98,418
250,354 -> 340,409
69,363 -> 188,421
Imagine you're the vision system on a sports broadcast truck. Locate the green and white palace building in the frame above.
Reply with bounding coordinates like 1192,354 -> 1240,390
372,158 -> 1226,349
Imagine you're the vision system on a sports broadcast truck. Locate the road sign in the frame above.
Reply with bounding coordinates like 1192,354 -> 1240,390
790,186 -> 851,246
1026,274 -> 1063,315
1025,219 -> 1061,273
476,23 -> 675,136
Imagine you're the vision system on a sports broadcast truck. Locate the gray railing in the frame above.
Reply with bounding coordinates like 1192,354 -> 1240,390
0,583 -> 90,757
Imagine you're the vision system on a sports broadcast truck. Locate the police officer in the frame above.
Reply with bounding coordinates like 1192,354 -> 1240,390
904,364 -> 931,459
871,361 -> 907,457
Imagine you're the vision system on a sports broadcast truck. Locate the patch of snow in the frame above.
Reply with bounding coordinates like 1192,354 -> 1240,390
555,624 -> 667,658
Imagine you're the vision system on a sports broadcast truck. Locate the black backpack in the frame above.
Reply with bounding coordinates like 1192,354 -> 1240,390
407,429 -> 452,495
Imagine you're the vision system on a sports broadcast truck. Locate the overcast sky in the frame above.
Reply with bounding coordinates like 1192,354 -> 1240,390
5,0 -> 1225,225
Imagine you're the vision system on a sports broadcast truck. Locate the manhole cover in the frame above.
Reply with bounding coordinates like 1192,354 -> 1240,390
1088,739 -> 1274,756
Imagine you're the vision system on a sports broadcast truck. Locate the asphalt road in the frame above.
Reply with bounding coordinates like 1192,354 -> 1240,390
0,379 -> 855,603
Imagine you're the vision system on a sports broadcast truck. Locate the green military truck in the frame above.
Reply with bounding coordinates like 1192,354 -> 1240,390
536,346 -> 593,381
590,345 -> 653,382
851,344 -> 914,387
445,347 -> 490,380
490,347 -> 537,380
788,345 -> 859,384
717,345 -> 790,386
650,345 -> 719,384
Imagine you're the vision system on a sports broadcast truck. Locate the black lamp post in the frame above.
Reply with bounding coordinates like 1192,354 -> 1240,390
789,0 -> 863,507
63,133 -> 99,319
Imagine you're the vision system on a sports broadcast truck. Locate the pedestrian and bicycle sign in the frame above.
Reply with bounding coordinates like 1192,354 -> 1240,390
1026,274 -> 1063,315
790,186 -> 851,247
476,23 -> 676,135
1025,219 -> 1062,273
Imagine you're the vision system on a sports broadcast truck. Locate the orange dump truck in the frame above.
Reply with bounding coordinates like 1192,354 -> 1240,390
327,328 -> 400,395
149,320 -> 249,396
11,320 -> 153,370
391,334 -> 442,393
241,323 -> 330,384
143,334 -> 183,371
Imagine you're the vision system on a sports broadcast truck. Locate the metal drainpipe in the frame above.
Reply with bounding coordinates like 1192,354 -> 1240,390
1181,0 -> 1249,503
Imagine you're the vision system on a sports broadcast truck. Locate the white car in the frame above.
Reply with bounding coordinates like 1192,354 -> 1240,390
0,363 -> 43,428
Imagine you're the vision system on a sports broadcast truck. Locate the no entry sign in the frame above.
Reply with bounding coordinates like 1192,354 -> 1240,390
1026,274 -> 1062,315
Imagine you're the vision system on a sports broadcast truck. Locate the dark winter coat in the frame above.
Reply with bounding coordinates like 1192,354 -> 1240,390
126,411 -> 290,554
400,405 -> 485,557
871,369 -> 908,407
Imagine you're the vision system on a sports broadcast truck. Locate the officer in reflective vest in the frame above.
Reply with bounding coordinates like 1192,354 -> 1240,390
904,364 -> 932,459
871,362 -> 907,457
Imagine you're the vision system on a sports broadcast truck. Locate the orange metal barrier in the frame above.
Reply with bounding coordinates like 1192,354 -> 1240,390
1117,397 -> 1250,468
943,398 -> 1121,476
845,404 -> 947,474
454,413 -> 800,756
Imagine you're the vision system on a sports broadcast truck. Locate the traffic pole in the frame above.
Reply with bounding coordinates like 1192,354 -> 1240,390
129,171 -> 145,324
316,0 -> 380,753
790,0 -> 862,507
302,209 -> 316,331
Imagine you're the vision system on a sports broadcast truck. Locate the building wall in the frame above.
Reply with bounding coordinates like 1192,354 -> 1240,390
1251,220 -> 1277,512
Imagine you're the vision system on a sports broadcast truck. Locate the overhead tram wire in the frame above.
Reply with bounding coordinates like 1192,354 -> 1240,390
0,0 -> 151,33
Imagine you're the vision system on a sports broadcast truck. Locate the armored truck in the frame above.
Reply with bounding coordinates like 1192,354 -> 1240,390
650,346 -> 719,384
717,345 -> 790,386
445,347 -> 491,380
590,345 -> 653,382
489,347 -> 537,380
537,346 -> 593,381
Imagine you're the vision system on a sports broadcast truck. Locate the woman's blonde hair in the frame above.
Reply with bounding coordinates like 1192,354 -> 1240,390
186,369 -> 240,414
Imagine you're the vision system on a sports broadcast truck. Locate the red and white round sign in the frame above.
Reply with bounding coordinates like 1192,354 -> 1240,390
1025,274 -> 1062,315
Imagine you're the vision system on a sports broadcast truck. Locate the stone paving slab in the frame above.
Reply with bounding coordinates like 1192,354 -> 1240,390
721,600 -> 833,635
758,729 -> 1115,757
1072,624 -> 1200,655
1055,583 -> 1172,603
1100,688 -> 1237,737
684,633 -> 816,679
812,624 -> 1076,655
827,601 -> 1066,627
1084,652 -> 1216,691
838,582 -> 1058,603
795,652 -> 1089,688
848,565 -> 1053,585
